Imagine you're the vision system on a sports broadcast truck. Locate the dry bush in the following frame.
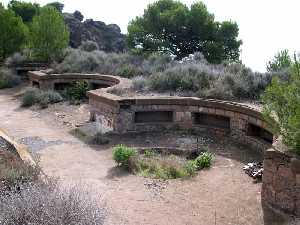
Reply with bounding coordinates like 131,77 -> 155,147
148,62 -> 273,100
53,48 -> 174,78
21,88 -> 63,108
0,182 -> 105,225
53,49 -> 281,100
0,150 -> 40,191
0,67 -> 21,89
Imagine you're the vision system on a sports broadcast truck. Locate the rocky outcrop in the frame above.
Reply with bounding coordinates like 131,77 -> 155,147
63,11 -> 126,52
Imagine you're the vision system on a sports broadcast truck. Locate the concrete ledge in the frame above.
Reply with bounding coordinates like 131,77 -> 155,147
0,128 -> 35,166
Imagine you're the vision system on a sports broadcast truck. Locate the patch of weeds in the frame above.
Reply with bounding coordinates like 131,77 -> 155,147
113,145 -> 137,167
194,152 -> 213,169
132,155 -> 188,179
0,150 -> 41,191
113,145 -> 214,180
184,160 -> 198,176
143,149 -> 156,158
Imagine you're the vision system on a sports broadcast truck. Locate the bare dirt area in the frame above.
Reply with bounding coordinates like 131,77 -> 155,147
0,86 -> 296,225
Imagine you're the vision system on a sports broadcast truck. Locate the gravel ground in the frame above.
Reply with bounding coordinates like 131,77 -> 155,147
19,136 -> 69,153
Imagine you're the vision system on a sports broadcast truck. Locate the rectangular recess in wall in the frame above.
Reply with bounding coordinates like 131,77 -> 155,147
32,81 -> 40,88
247,123 -> 273,144
54,82 -> 72,91
193,113 -> 230,129
89,83 -> 110,90
134,111 -> 173,123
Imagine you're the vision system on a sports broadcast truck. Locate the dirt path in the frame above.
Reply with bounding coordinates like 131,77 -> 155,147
0,87 -> 292,225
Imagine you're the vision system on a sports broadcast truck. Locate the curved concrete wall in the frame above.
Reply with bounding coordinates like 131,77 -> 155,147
28,71 -> 129,91
29,71 -> 274,152
88,93 -> 273,152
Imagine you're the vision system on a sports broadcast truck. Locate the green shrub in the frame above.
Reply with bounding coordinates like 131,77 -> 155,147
195,152 -> 213,169
43,90 -> 63,103
67,81 -> 89,101
184,160 -> 198,176
21,88 -> 40,107
113,145 -> 137,167
262,54 -> 300,155
143,149 -> 155,158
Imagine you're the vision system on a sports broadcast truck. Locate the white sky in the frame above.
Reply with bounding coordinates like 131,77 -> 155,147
2,0 -> 300,72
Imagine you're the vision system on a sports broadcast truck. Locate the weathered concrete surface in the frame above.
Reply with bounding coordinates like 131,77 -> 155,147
262,148 -> 300,217
0,128 -> 35,165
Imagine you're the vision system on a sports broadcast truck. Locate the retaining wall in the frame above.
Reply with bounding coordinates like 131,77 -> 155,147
29,70 -> 300,217
88,92 -> 273,152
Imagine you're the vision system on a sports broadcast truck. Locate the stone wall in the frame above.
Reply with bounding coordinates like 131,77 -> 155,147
262,148 -> 300,216
87,93 -> 274,153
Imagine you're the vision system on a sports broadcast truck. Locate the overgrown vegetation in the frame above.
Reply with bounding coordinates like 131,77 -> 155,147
112,146 -> 213,180
21,88 -> 63,108
54,49 -> 275,100
0,150 -> 40,191
53,48 -> 169,77
262,53 -> 300,155
0,134 -> 105,225
0,68 -> 21,89
0,182 -> 105,225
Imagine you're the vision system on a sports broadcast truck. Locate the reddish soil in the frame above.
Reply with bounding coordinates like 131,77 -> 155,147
0,86 -> 297,225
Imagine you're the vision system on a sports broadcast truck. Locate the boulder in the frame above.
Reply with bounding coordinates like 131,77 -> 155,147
63,11 -> 126,52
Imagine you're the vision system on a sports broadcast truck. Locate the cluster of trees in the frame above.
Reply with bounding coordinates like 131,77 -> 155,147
0,1 -> 69,62
1,0 -> 242,65
127,0 -> 242,63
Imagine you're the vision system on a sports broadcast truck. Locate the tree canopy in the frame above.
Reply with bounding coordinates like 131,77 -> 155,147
0,8 -> 27,60
127,0 -> 242,63
29,6 -> 69,61
266,49 -> 292,72
8,0 -> 40,23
